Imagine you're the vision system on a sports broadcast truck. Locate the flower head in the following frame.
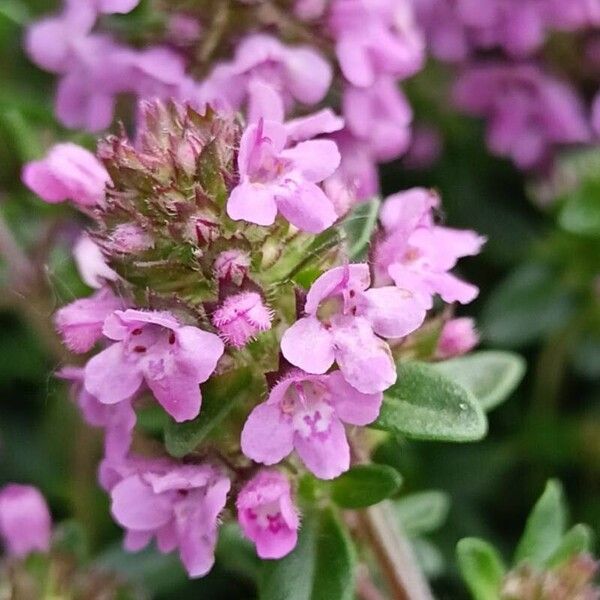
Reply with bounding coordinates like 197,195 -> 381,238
84,309 -> 224,422
374,188 -> 485,306
108,459 -> 230,578
227,119 -> 340,232
242,369 -> 383,478
237,470 -> 300,559
0,484 -> 52,558
281,264 -> 426,393
212,292 -> 273,348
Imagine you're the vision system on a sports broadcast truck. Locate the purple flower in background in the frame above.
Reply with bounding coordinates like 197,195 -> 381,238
0,484 -> 52,558
227,119 -> 339,232
281,264 -> 426,393
108,459 -> 230,578
436,317 -> 479,359
201,34 -> 332,119
22,143 -> 109,207
454,63 -> 590,169
343,77 -> 412,162
329,0 -> 425,87
84,309 -> 224,422
212,292 -> 273,348
55,287 -> 125,353
242,370 -> 382,478
592,92 -> 600,137
374,188 -> 485,306
237,470 -> 300,558
58,366 -> 136,460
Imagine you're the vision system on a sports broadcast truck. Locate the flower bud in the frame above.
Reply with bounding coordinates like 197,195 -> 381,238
214,250 -> 251,285
436,317 -> 479,359
0,484 -> 52,558
212,292 -> 273,348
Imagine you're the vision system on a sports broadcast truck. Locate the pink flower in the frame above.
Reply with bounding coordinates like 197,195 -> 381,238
107,224 -> 154,255
0,484 -> 52,558
436,317 -> 479,359
22,143 -> 109,207
242,370 -> 382,478
281,264 -> 426,394
73,235 -> 119,289
212,292 -> 273,348
213,250 -> 251,285
202,34 -> 332,118
96,0 -> 141,14
58,366 -> 136,460
84,309 -> 224,422
374,188 -> 485,306
108,459 -> 230,578
55,287 -> 125,353
237,470 -> 300,559
343,77 -> 413,162
329,0 -> 425,87
227,119 -> 339,233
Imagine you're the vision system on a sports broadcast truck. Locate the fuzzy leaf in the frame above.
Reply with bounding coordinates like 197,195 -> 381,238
259,508 -> 355,600
457,537 -> 506,600
331,464 -> 403,508
164,368 -> 255,457
432,351 -> 526,411
514,480 -> 566,567
372,362 -> 488,442
395,491 -> 450,536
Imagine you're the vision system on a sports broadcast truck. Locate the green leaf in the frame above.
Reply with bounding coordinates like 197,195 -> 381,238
432,351 -> 526,411
412,537 -> 445,578
330,464 -> 403,508
481,264 -> 576,348
216,523 -> 261,580
164,368 -> 255,457
559,178 -> 600,237
259,508 -> 355,600
546,524 -> 594,568
372,362 -> 488,442
457,538 -> 506,600
342,197 -> 380,260
514,480 -> 566,567
395,491 -> 450,536
52,520 -> 89,562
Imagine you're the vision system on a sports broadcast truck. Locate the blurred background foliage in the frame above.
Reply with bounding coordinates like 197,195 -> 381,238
0,1 -> 598,598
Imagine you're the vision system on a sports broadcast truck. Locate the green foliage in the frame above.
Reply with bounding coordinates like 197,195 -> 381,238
330,464 -> 403,508
164,367 -> 256,457
373,361 -> 488,441
481,263 -> 577,347
395,491 -> 450,536
558,178 -> 600,238
457,538 -> 506,600
546,524 -> 594,568
259,508 -> 355,600
341,197 -> 380,260
514,480 -> 566,567
432,351 -> 526,411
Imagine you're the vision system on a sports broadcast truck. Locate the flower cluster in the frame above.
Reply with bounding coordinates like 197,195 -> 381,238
22,0 -> 486,580
413,0 -> 599,170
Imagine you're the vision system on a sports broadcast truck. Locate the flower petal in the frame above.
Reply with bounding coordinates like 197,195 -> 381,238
227,182 -> 278,226
276,182 -> 337,233
280,317 -> 334,374
363,287 -> 427,338
331,316 -> 396,394
241,403 -> 294,464
281,140 -> 341,183
84,343 -> 143,405
327,371 -> 383,426
294,418 -> 350,479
